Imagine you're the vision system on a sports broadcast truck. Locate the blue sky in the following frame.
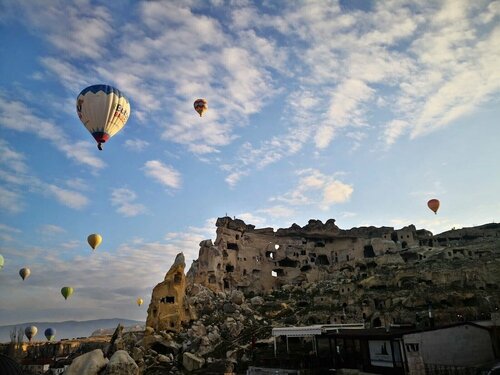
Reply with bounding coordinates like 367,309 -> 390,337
0,0 -> 499,326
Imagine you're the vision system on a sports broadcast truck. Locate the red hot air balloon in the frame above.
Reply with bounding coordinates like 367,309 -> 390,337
193,99 -> 208,117
427,199 -> 440,214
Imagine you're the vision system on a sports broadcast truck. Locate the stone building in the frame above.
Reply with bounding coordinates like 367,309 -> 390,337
187,217 -> 424,294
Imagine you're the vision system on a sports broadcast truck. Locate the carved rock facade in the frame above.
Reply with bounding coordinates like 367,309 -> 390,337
146,253 -> 190,333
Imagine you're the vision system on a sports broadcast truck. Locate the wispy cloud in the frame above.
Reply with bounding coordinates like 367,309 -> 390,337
46,185 -> 89,210
38,224 -> 66,235
0,95 -> 104,170
143,160 -> 181,190
0,141 -> 90,211
110,188 -> 147,217
271,169 -> 353,211
0,186 -> 24,214
124,139 -> 150,152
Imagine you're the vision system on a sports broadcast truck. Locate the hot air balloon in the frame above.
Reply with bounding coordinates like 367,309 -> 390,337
44,328 -> 56,341
76,84 -> 131,150
193,98 -> 208,117
61,287 -> 74,300
427,199 -> 440,214
25,326 -> 37,342
87,234 -> 102,250
0,254 -> 4,270
19,267 -> 30,280
137,298 -> 144,307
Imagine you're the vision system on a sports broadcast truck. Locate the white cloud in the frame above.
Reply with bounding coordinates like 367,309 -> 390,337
257,205 -> 296,218
0,186 -> 24,214
0,139 -> 28,173
38,224 -> 66,235
46,185 -> 89,209
65,178 -> 89,191
236,213 -> 267,227
0,223 -> 22,233
272,169 -> 353,210
110,188 -> 147,217
0,95 -> 105,170
143,160 -> 181,189
322,180 -> 354,207
124,139 -> 150,152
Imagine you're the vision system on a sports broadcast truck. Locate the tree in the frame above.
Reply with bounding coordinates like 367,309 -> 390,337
9,326 -> 17,343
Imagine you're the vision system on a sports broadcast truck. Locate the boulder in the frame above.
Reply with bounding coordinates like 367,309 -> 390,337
64,349 -> 108,375
104,350 -> 139,375
250,296 -> 264,306
183,352 -> 205,372
223,302 -> 237,313
230,290 -> 245,305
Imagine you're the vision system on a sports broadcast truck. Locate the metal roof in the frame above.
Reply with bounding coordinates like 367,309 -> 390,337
272,323 -> 365,337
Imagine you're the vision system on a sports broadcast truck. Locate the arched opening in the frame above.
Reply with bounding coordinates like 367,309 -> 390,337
401,241 -> 408,249
315,255 -> 330,265
278,257 -> 299,268
227,243 -> 239,250
363,245 -> 375,258
208,274 -> 216,284
372,317 -> 382,328
226,264 -> 234,272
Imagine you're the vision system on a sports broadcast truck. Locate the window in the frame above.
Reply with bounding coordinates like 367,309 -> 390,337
405,343 -> 419,352
174,273 -> 182,284
271,270 -> 278,277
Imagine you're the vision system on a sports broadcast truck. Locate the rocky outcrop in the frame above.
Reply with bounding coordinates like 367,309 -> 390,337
64,349 -> 109,375
104,350 -> 139,375
146,253 -> 190,333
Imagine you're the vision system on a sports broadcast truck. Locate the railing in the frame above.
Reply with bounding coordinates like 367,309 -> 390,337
425,363 -> 484,375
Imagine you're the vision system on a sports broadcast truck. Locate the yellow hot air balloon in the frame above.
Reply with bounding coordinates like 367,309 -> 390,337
25,326 -> 38,342
87,234 -> 102,250
76,85 -> 131,150
137,298 -> 144,307
61,286 -> 74,300
193,98 -> 208,117
19,267 -> 31,280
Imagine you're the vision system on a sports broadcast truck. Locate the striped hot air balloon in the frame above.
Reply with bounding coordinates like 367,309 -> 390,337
76,85 -> 131,150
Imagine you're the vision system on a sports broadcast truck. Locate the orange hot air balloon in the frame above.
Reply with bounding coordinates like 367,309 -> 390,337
193,99 -> 208,117
427,199 -> 440,214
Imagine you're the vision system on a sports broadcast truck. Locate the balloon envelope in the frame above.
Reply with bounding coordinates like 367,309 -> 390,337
76,85 -> 131,150
427,199 -> 440,214
137,298 -> 144,306
0,254 -> 4,269
25,326 -> 37,341
193,98 -> 208,117
19,267 -> 30,280
61,287 -> 74,300
87,234 -> 102,250
44,328 -> 56,341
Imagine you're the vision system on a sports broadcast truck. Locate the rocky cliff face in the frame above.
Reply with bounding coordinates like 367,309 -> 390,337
146,254 -> 191,333
150,218 -> 500,332
185,217 -> 425,294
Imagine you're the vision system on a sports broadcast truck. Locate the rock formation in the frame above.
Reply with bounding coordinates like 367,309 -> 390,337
146,253 -> 191,333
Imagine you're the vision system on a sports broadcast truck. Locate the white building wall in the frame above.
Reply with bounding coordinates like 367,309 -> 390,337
403,325 -> 494,367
